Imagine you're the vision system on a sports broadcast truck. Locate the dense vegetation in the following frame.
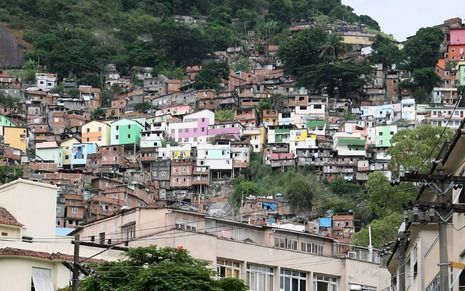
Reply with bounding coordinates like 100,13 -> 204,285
0,0 -> 379,84
71,246 -> 247,291
233,125 -> 454,248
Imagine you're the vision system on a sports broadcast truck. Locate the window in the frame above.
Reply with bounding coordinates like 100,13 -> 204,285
86,128 -> 90,133
128,124 -> 131,129
32,267 -> 54,291
274,237 -> 298,250
217,259 -> 241,279
98,127 -> 102,132
128,134 -> 131,139
246,264 -> 274,291
115,135 -> 119,140
122,222 -> 136,241
280,269 -> 307,291
458,188 -> 465,204
175,220 -> 197,231
314,104 -> 322,109
301,241 -> 323,255
65,155 -> 69,160
71,207 -> 78,214
99,232 -> 105,244
313,274 -> 337,291
116,126 -> 119,130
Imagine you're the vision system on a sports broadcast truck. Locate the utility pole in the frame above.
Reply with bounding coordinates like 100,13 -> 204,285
400,172 -> 465,291
437,181 -> 450,291
67,238 -> 129,290
72,235 -> 80,291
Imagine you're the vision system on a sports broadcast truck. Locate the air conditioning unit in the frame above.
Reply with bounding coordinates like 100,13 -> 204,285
347,251 -> 357,259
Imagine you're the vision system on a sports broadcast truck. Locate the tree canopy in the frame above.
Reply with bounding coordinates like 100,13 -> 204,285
79,246 -> 247,291
370,34 -> 401,67
194,61 -> 229,90
278,28 -> 372,98
402,27 -> 444,71
388,125 -> 454,174
0,0 -> 379,82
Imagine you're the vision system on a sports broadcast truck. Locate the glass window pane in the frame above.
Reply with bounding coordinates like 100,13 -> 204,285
285,277 -> 291,291
292,278 -> 299,291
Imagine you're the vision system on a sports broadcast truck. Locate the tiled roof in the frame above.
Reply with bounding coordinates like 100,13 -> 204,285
0,207 -> 22,227
0,247 -> 102,263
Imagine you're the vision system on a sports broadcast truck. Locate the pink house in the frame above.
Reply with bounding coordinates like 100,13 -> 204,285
168,110 -> 215,144
208,121 -> 244,139
450,28 -> 465,45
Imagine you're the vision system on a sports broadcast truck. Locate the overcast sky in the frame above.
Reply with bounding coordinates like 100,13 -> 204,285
342,0 -> 465,41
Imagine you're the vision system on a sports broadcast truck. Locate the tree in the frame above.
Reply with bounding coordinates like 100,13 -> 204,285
195,61 -> 229,90
215,109 -> 234,121
231,180 -> 260,207
79,246 -> 247,291
270,94 -> 287,111
365,172 -> 416,218
371,35 -> 401,68
402,27 -> 444,70
358,15 -> 380,31
296,62 -> 372,99
278,28 -> 328,76
134,102 -> 153,113
256,98 -> 272,116
205,24 -> 238,51
90,108 -> 106,121
352,213 -> 403,248
0,166 -> 23,184
152,21 -> 213,67
319,33 -> 346,63
388,125 -> 454,173
286,176 -> 313,212
411,67 -> 442,102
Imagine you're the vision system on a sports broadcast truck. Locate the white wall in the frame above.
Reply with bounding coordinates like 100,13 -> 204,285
0,180 -> 57,238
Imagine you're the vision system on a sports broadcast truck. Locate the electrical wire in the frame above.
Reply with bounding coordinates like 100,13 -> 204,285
417,94 -> 462,173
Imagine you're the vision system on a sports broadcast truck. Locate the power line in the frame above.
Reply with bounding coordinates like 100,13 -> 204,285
416,94 -> 462,172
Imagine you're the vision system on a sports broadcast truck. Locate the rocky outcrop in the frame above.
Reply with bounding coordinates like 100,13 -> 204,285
0,26 -> 25,68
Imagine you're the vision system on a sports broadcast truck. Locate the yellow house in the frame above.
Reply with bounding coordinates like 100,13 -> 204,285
3,127 -> 28,152
244,126 -> 267,153
61,137 -> 79,167
173,149 -> 191,159
81,120 -> 112,147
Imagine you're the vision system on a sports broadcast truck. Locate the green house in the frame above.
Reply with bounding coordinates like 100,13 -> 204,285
110,119 -> 145,146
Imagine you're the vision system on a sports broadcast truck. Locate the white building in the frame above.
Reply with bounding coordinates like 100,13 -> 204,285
0,179 -> 120,291
35,73 -> 57,91
73,207 -> 392,291
196,144 -> 232,169
401,98 -> 416,121
140,130 -> 164,148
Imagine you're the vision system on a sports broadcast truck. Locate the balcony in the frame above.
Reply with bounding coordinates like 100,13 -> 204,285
192,176 -> 209,185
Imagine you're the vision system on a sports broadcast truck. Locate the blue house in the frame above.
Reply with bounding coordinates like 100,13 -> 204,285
71,143 -> 97,166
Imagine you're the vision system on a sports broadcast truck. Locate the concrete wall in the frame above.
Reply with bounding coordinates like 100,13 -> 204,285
0,180 -> 57,239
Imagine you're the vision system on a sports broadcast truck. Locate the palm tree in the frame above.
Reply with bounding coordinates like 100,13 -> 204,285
319,33 -> 346,63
